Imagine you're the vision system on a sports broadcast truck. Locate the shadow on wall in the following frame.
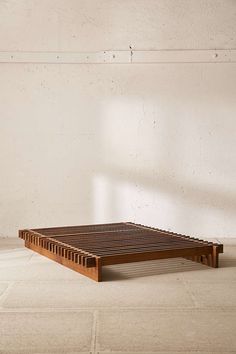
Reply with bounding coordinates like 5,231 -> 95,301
2,63 -> 235,238
91,64 -> 236,238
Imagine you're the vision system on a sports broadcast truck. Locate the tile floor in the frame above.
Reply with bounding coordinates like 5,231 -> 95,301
0,237 -> 235,354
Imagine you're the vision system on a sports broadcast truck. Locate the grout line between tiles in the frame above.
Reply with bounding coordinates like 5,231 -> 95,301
182,278 -> 199,307
90,310 -> 98,354
96,351 -> 236,353
0,306 -> 236,312
0,282 -> 15,307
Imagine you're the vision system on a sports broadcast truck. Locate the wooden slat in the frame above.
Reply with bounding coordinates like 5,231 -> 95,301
33,222 -> 133,235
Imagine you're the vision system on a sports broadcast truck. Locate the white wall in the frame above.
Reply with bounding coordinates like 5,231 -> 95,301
0,0 -> 236,238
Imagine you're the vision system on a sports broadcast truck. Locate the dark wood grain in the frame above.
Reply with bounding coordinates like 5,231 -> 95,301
19,222 -> 223,282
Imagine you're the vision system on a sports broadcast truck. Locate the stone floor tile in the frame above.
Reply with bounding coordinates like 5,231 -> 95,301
96,309 -> 236,352
0,311 -> 93,353
2,278 -> 194,308
185,281 -> 236,307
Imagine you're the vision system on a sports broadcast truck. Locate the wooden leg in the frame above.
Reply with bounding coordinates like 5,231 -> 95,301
201,255 -> 208,265
194,248 -> 219,268
184,254 -> 211,267
207,253 -> 213,267
212,245 -> 219,268
95,257 -> 102,282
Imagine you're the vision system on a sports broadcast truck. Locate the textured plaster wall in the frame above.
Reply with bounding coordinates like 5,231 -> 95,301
0,0 -> 236,237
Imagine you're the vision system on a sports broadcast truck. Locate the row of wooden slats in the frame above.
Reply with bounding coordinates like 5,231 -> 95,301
19,230 -> 96,268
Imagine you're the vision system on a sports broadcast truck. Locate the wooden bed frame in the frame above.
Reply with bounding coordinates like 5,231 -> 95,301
19,222 -> 223,282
